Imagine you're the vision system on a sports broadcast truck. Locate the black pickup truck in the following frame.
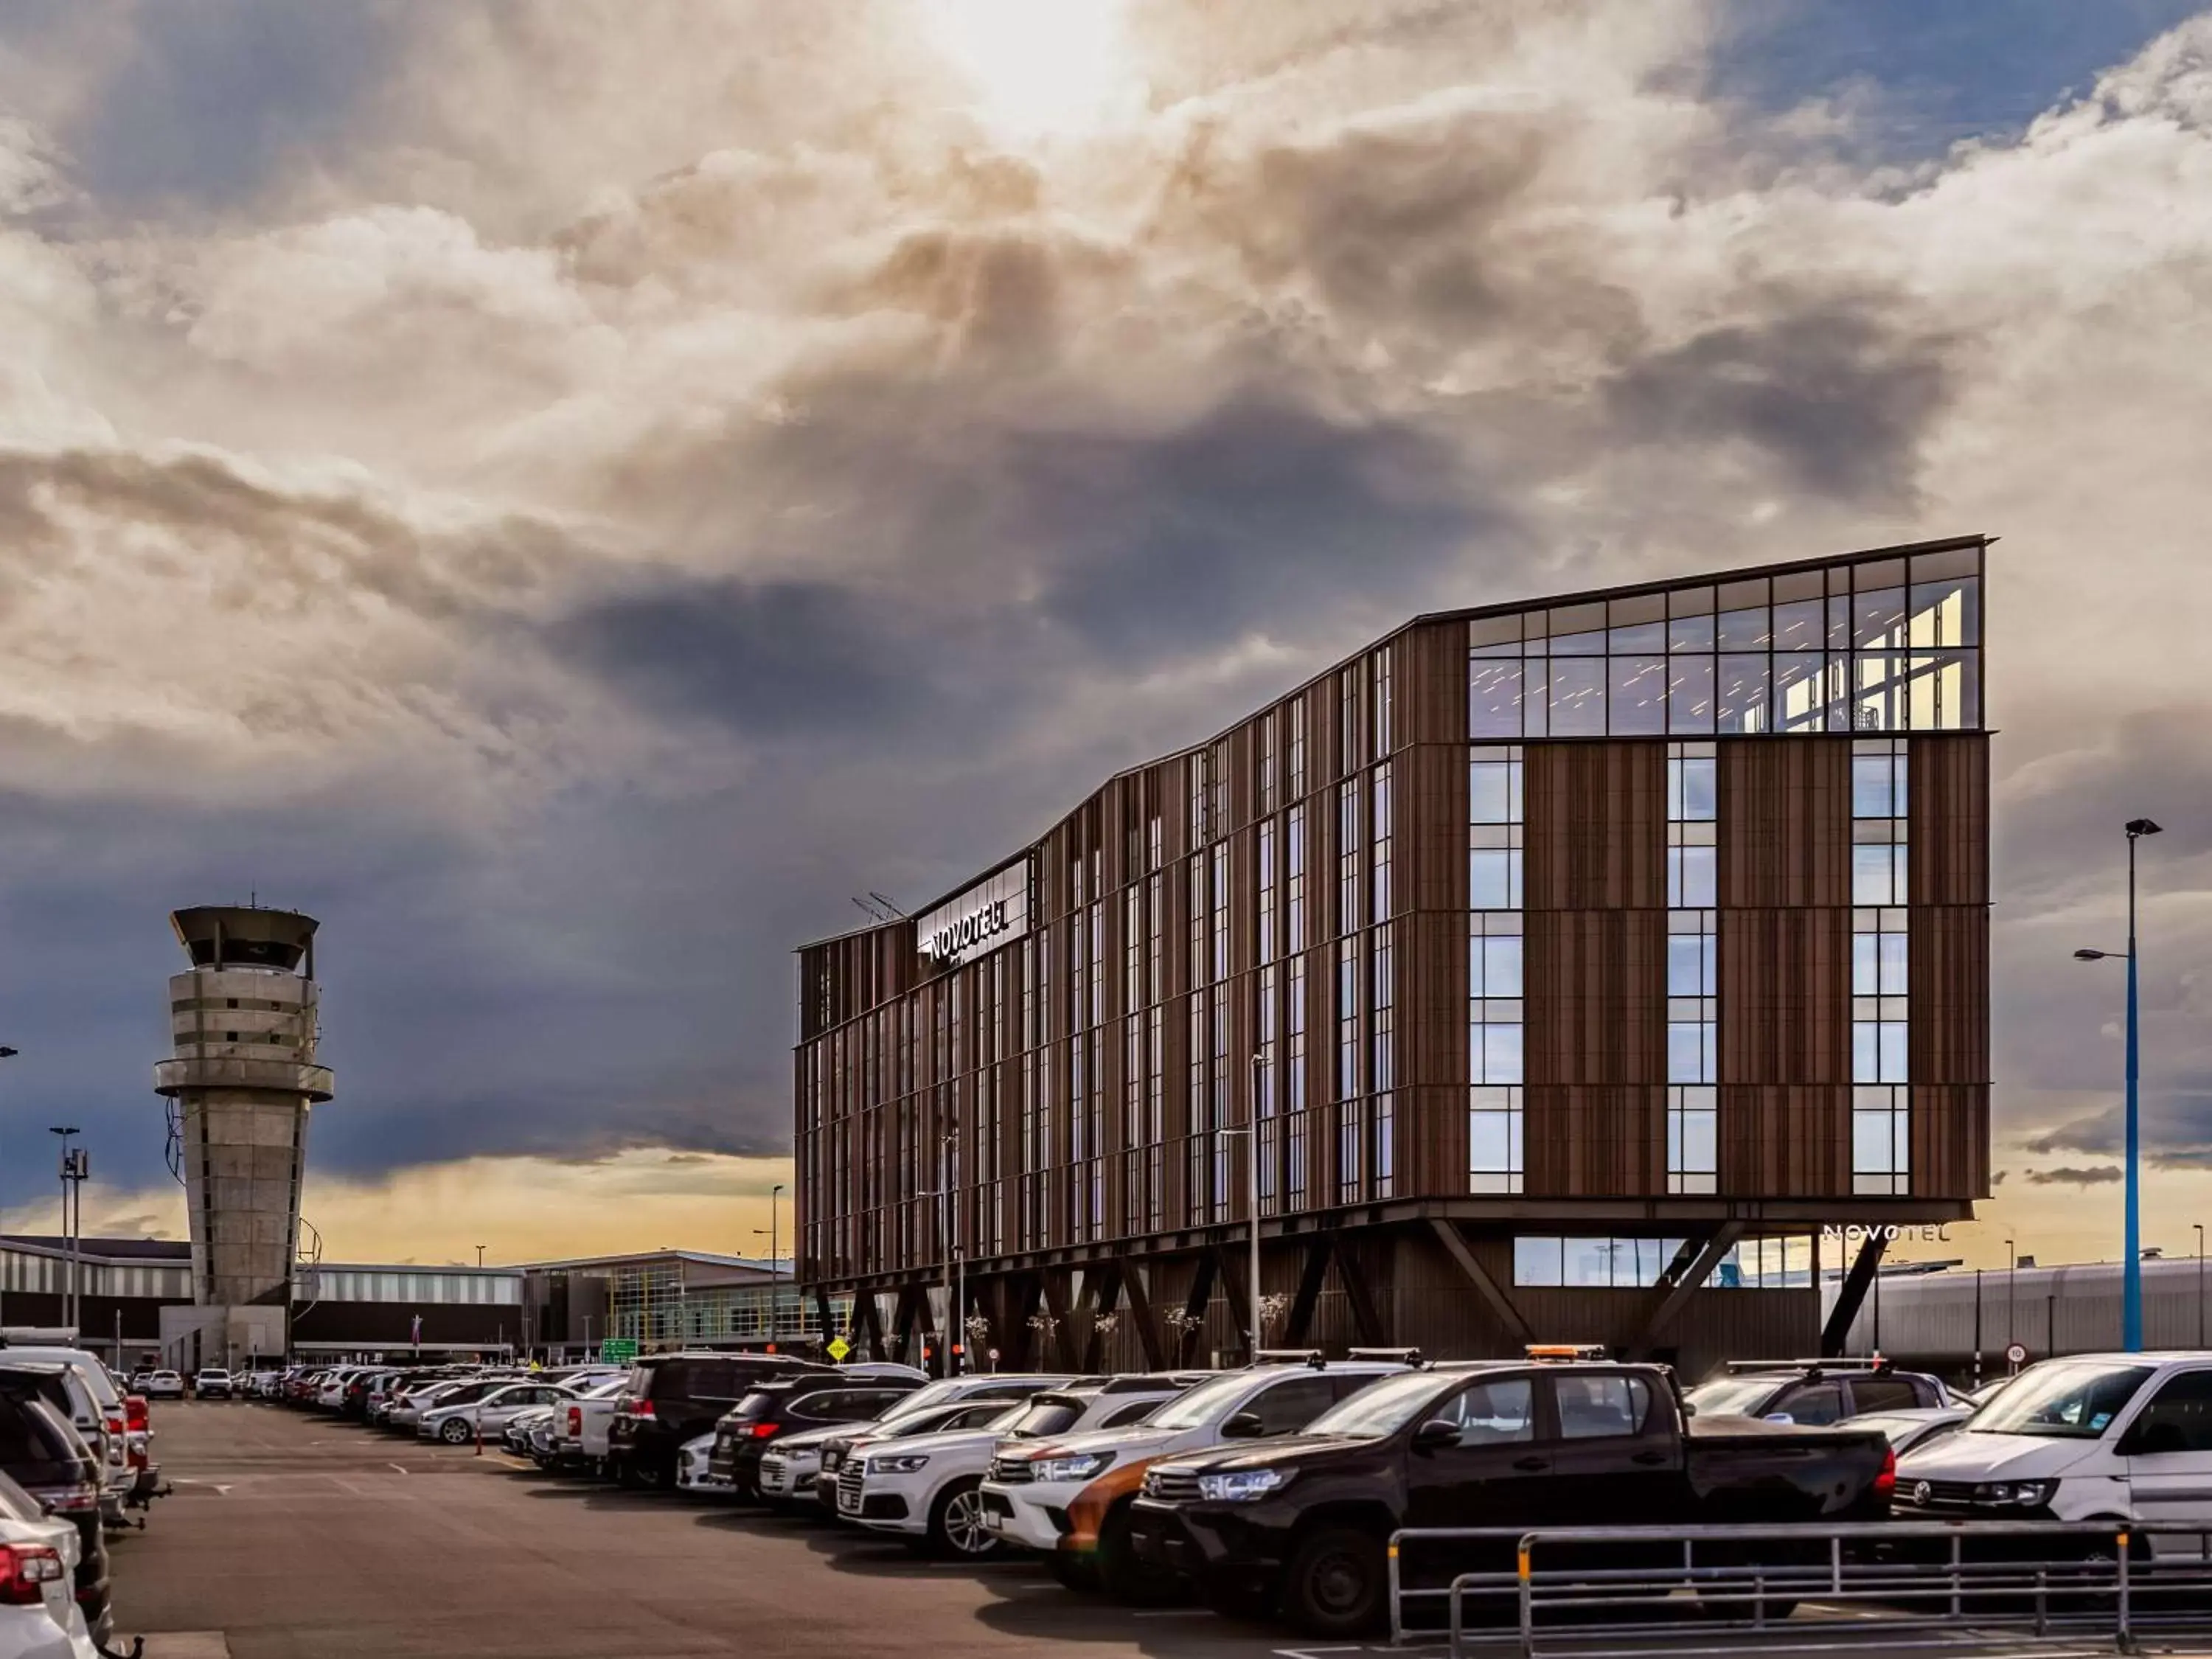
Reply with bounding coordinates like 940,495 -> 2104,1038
1127,1357 -> 1896,1636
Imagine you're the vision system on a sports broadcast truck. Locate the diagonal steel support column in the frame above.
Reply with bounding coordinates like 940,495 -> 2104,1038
1820,1232 -> 1889,1357
1641,1220 -> 1746,1348
1427,1218 -> 1531,1344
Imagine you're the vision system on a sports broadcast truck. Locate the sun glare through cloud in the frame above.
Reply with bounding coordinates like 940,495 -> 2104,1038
921,0 -> 1141,140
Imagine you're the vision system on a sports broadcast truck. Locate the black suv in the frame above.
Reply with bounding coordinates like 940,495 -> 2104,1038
611,1353 -> 833,1489
711,1379 -> 925,1496
0,1384 -> 111,1645
1681,1358 -> 1948,1425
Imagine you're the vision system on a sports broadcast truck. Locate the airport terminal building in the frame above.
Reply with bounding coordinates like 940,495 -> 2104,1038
794,536 -> 1993,1379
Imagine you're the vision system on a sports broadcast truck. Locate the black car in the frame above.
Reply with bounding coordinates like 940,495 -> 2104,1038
1127,1357 -> 1894,1638
0,1385 -> 111,1645
710,1380 -> 926,1495
610,1353 -> 835,1489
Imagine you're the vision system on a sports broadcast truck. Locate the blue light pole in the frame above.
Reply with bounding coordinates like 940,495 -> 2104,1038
2076,816 -> 2163,1352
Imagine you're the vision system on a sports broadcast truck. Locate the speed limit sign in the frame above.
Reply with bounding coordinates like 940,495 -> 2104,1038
2006,1343 -> 2028,1367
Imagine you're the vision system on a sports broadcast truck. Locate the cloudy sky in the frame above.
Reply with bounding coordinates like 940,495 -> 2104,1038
0,0 -> 2205,1269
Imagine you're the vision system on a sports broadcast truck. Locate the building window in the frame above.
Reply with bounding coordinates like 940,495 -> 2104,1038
1852,908 -> 1910,1083
1212,985 -> 1231,1222
1372,923 -> 1394,1199
1189,750 -> 1208,849
1853,1085 -> 1910,1195
1371,761 -> 1393,922
1469,745 -> 1525,909
1468,914 -> 1525,1086
1464,550 -> 1980,740
1666,1085 -> 1717,1194
1286,804 -> 1307,952
1258,816 -> 1276,967
1336,936 -> 1361,1104
1286,956 -> 1307,1113
1666,909 -> 1717,1083
1373,644 -> 1394,756
1338,778 -> 1363,935
1339,664 -> 1363,773
1259,711 -> 1277,815
1666,741 -> 1717,908
1188,853 -> 1207,989
1288,695 -> 1307,799
1211,844 -> 1229,984
1211,740 -> 1228,843
1470,1086 -> 1523,1194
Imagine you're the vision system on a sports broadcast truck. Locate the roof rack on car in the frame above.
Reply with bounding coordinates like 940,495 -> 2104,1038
1722,1357 -> 1891,1374
1347,1347 -> 1425,1368
1253,1349 -> 1327,1370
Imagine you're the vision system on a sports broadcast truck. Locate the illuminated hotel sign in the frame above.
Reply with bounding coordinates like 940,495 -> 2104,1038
915,862 -> 1030,967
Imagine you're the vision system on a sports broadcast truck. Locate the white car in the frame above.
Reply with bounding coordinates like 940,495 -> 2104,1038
192,1369 -> 233,1400
836,1377 -> 1195,1558
981,1358 -> 1409,1596
809,1374 -> 1075,1510
676,1432 -> 734,1496
1896,1352 -> 2212,1553
418,1381 -> 574,1446
758,1399 -> 1029,1506
139,1371 -> 184,1402
0,1492 -> 99,1659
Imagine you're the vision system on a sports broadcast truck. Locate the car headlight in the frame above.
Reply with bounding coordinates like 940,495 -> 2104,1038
1196,1468 -> 1290,1503
869,1454 -> 931,1475
1975,1481 -> 2056,1507
1033,1452 -> 1114,1483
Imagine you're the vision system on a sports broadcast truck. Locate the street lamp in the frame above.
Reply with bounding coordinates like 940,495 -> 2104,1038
753,1180 -> 787,1349
2074,815 -> 2163,1352
2005,1232 -> 2017,1361
475,1244 -> 487,1269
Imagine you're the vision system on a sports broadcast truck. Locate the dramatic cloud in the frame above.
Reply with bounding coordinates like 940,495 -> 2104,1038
0,0 -> 2208,1259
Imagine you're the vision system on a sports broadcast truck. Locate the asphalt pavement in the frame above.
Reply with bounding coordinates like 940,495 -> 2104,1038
105,1403 -> 2212,1659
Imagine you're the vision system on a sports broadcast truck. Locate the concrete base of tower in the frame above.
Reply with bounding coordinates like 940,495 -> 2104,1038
160,1304 -> 287,1375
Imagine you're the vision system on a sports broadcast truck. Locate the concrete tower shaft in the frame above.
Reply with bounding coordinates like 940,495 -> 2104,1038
154,907 -> 332,1311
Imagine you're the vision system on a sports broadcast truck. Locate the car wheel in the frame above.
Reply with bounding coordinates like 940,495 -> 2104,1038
929,1478 -> 999,1559
1098,1505 -> 1183,1606
438,1418 -> 473,1445
1282,1526 -> 1387,1638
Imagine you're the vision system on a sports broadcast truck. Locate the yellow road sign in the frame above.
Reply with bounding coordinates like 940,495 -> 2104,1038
826,1337 -> 852,1362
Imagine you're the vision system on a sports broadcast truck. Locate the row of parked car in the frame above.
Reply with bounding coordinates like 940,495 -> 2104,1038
260,1343 -> 2212,1638
0,1336 -> 177,1658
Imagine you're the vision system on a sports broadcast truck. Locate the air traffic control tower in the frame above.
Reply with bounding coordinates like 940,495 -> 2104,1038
153,906 -> 333,1366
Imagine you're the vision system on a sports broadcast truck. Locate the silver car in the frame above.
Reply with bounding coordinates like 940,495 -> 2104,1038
419,1381 -> 577,1446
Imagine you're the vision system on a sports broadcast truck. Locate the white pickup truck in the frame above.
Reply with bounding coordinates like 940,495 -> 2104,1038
557,1378 -> 630,1473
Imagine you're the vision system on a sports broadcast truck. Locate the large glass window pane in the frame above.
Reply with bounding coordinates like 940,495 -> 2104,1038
1470,661 -> 1523,737
1522,658 -> 1548,738
1480,1023 -> 1524,1085
1908,650 -> 1980,730
1854,588 -> 1907,649
1851,844 -> 1894,905
1670,845 -> 1717,908
1513,1236 -> 1562,1286
1667,1021 -> 1715,1083
1851,754 -> 1896,818
1481,935 -> 1524,998
1563,1238 -> 1620,1287
1879,1021 -> 1907,1081
1717,655 -> 1769,733
1880,932 -> 1907,995
1667,655 -> 1714,732
1549,657 -> 1606,735
1668,612 -> 1714,653
1773,599 -> 1823,651
1469,758 -> 1523,824
1669,933 -> 1714,996
1470,849 -> 1523,909
1773,652 -> 1829,731
1852,933 -> 1881,997
1672,756 -> 1717,820
1908,576 -> 1978,649
1717,606 -> 1770,651
1609,656 -> 1666,734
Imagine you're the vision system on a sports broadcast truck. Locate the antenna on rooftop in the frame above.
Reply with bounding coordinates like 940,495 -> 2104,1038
852,894 -> 902,923
868,892 -> 907,918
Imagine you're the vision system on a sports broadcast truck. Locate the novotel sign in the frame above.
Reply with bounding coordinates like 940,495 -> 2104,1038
914,863 -> 1030,967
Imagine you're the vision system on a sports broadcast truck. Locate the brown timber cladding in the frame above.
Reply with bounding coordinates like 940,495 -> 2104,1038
794,616 -> 1992,1287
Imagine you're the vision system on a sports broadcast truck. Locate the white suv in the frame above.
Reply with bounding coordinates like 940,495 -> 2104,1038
981,1358 -> 1408,1596
836,1377 -> 1194,1558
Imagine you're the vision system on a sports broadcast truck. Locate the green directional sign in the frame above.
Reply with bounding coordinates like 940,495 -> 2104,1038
599,1338 -> 638,1366
825,1336 -> 852,1363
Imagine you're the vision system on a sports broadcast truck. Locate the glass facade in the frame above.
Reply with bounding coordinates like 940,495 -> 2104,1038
1513,1235 -> 1817,1288
1469,744 -> 1526,1194
1468,546 -> 1980,739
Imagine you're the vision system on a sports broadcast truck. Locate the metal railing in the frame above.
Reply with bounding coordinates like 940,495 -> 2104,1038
1386,1519 -> 2212,1658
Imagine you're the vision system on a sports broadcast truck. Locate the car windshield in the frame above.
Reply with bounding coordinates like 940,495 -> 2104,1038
583,1378 -> 626,1399
1142,1371 -> 1270,1430
1683,1377 -> 1784,1417
1302,1373 -> 1465,1440
1003,1397 -> 1084,1437
1969,1362 -> 2154,1439
897,1403 -> 1020,1437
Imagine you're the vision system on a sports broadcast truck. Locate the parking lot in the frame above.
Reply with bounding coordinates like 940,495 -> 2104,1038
102,1402 -> 2212,1659
116,1402 -> 1338,1658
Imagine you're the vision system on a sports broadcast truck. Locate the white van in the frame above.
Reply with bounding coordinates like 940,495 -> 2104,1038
1896,1352 -> 2212,1551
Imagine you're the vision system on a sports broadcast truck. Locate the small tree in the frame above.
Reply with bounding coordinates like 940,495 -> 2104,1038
1258,1291 -> 1293,1340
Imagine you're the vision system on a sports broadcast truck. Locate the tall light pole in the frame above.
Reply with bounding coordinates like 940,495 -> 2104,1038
0,1048 -> 16,1328
2005,1232 -> 2017,1361
938,1132 -> 962,1377
753,1182 -> 788,1349
2075,815 -> 2163,1352
48,1127 -> 79,1334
